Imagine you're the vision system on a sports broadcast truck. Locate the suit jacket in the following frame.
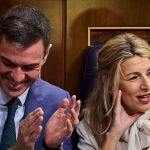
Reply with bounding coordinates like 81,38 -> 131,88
22,78 -> 71,150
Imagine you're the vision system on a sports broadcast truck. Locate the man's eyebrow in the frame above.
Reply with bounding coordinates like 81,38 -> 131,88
0,56 -> 16,65
0,56 -> 40,67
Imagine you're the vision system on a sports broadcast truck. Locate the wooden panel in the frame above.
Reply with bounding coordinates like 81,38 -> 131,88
66,0 -> 150,96
88,27 -> 150,46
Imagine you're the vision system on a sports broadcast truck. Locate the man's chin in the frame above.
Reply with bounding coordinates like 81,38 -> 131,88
3,88 -> 26,97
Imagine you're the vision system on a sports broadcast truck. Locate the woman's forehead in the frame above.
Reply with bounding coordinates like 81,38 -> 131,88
120,56 -> 150,75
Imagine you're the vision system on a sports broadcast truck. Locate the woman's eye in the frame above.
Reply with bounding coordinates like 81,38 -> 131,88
147,71 -> 150,76
128,76 -> 138,81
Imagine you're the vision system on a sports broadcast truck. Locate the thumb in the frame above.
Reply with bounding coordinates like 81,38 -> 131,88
58,98 -> 69,112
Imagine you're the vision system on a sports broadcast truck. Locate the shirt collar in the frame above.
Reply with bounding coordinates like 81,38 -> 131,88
0,87 -> 30,106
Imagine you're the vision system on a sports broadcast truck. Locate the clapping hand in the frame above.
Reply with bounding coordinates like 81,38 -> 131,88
44,95 -> 81,148
9,108 -> 44,150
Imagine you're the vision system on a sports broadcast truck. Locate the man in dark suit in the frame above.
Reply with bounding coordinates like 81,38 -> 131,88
0,5 -> 80,150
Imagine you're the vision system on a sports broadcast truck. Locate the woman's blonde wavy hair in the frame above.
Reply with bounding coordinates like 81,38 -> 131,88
82,33 -> 150,146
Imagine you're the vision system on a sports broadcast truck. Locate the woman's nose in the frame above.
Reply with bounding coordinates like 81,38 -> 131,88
140,77 -> 150,91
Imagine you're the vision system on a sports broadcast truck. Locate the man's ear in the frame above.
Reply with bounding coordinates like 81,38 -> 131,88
43,44 -> 52,64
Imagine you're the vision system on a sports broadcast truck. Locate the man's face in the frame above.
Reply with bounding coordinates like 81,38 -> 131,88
0,36 -> 48,97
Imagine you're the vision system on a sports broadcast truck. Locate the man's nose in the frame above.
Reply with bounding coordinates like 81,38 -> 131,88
10,67 -> 25,83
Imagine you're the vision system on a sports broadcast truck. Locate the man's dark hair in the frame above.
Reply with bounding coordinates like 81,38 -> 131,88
0,5 -> 51,53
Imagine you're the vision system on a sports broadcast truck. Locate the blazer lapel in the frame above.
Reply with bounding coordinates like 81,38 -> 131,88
23,78 -> 45,118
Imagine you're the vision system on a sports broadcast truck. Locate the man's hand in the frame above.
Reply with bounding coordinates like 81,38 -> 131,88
9,108 -> 44,150
45,95 -> 81,148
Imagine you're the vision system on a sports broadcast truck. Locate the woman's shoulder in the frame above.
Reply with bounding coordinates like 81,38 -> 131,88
76,119 -> 99,150
77,119 -> 90,134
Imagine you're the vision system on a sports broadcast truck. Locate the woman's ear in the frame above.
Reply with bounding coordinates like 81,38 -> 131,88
43,44 -> 52,64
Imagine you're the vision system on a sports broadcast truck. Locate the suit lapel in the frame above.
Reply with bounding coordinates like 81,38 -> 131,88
23,78 -> 44,118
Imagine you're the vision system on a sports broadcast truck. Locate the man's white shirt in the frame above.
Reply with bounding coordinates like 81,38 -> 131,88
0,87 -> 29,143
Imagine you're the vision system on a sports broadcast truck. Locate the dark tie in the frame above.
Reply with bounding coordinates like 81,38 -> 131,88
0,97 -> 21,150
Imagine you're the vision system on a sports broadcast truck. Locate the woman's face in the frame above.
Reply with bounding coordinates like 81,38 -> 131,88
119,56 -> 150,114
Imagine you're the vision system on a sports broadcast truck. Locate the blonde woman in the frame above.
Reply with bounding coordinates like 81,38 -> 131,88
77,33 -> 150,150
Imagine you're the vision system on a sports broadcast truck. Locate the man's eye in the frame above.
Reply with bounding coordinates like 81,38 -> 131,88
22,65 -> 39,71
22,66 -> 35,71
3,61 -> 16,67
